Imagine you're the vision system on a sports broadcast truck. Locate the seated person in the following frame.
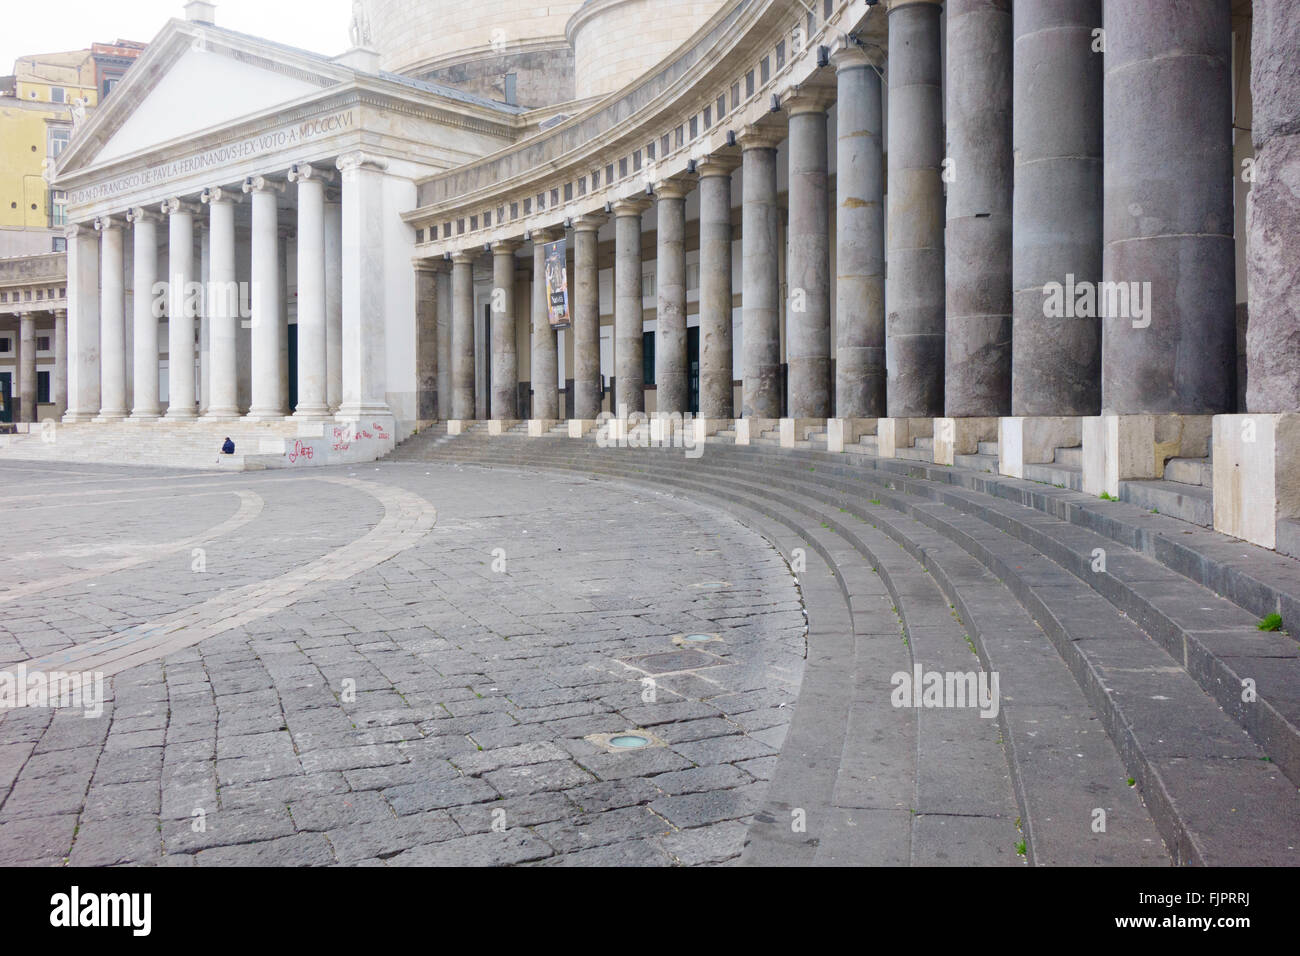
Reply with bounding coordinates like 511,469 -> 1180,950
221,437 -> 235,455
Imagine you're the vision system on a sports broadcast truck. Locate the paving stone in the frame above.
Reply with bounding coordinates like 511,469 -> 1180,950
482,759 -> 596,798
387,829 -> 554,866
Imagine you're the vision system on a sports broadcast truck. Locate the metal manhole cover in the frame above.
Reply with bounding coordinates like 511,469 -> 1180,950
622,649 -> 724,674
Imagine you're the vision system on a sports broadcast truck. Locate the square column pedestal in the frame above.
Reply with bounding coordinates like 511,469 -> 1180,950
826,418 -> 877,453
999,417 -> 1083,479
779,417 -> 824,449
488,419 -> 520,436
528,418 -> 560,437
1212,413 -> 1300,553
877,418 -> 932,458
1082,414 -> 1212,498
735,418 -> 778,446
933,417 -> 998,466
447,419 -> 468,436
568,419 -> 599,438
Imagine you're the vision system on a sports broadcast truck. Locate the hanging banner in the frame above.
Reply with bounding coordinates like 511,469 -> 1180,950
545,238 -> 570,329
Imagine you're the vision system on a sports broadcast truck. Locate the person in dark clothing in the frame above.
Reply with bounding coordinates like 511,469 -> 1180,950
221,437 -> 235,455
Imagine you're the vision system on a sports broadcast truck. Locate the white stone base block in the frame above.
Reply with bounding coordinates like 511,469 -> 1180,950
934,417 -> 998,466
735,418 -> 777,446
1212,413 -> 1300,551
999,416 -> 1082,479
528,418 -> 559,437
1082,413 -> 1212,497
447,419 -> 465,436
488,419 -> 519,436
826,418 -> 877,453
568,419 -> 598,438
778,417 -> 824,449
877,418 -> 932,458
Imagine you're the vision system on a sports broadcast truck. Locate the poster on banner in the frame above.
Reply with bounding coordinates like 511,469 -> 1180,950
545,238 -> 570,329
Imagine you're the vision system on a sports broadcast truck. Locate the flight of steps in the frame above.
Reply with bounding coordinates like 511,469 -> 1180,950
386,427 -> 1300,866
954,440 -> 999,474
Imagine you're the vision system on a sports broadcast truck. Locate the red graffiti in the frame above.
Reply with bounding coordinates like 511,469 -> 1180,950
372,422 -> 391,440
288,440 -> 314,463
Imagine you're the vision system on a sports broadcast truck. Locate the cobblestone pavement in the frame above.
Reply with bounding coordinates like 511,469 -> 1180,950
0,458 -> 806,866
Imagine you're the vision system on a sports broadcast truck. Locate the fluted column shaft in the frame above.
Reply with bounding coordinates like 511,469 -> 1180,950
245,179 -> 283,419
325,198 -> 343,412
1101,0 -> 1234,414
1012,0 -> 1103,416
491,241 -> 520,419
945,0 -> 1012,417
886,0 -> 946,418
96,217 -> 127,420
655,181 -> 692,415
613,201 -> 648,414
203,191 -> 240,419
53,307 -> 67,414
18,313 -> 36,423
64,225 -> 100,422
164,199 -> 197,418
128,208 -> 161,419
741,131 -> 782,418
573,215 -> 605,419
291,170 -> 330,417
451,252 -> 476,420
698,161 -> 736,420
531,230 -> 560,419
787,97 -> 832,419
414,261 -> 442,420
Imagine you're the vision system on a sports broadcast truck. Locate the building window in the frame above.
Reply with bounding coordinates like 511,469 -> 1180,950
605,163 -> 614,184
550,188 -> 559,207
717,94 -> 726,119
524,198 -> 532,215
0,338 -> 10,354
469,214 -> 478,230
642,271 -> 655,299
38,336 -> 50,352
591,169 -> 600,189
537,192 -> 546,209
675,125 -> 684,148
577,177 -> 586,197
619,157 -> 628,179
776,40 -> 785,69
643,330 -> 655,386
689,116 -> 698,139
646,141 -> 655,162
761,56 -> 770,84
564,182 -> 573,201
503,72 -> 517,106
38,371 -> 50,404
510,202 -> 519,219
443,222 -> 451,238
632,149 -> 641,172
52,237 -> 66,252
50,86 -> 65,103
732,81 -> 740,109
745,71 -> 754,98
48,126 -> 70,158
416,228 -> 424,243
661,134 -> 670,157
457,218 -> 465,235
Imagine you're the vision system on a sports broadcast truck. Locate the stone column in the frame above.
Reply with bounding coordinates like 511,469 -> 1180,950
18,313 -> 36,423
833,47 -> 885,420
491,239 -> 520,419
127,206 -> 162,419
64,224 -> 100,422
531,228 -> 561,419
243,176 -> 284,420
612,199 -> 649,414
697,158 -> 737,420
1247,0 -> 1300,411
94,215 -> 127,420
572,213 -> 605,420
335,153 -> 391,420
786,90 -> 833,419
451,251 -> 476,420
435,261 -> 452,420
886,0 -> 945,419
1101,0 -> 1234,415
289,165 -> 331,418
52,307 -> 67,416
201,188 -> 240,419
945,0 -> 1012,417
1012,0 -> 1102,416
325,195 -> 343,412
162,198 -> 198,419
739,127 -> 784,419
198,222 -> 209,415
414,259 -> 442,421
654,178 -> 693,416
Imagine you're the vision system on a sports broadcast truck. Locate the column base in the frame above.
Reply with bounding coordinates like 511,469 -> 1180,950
568,419 -> 599,438
92,410 -> 128,423
779,417 -> 824,449
164,408 -> 199,421
934,417 -> 998,466
488,419 -> 520,436
128,411 -> 162,422
201,408 -> 243,422
999,416 -> 1083,479
735,418 -> 778,446
244,409 -> 289,423
62,412 -> 97,423
1082,413 -> 1212,498
292,405 -> 333,421
826,418 -> 877,453
877,418 -> 932,458
335,404 -> 392,422
528,418 -> 560,437
447,419 -> 466,435
1213,413 -> 1300,552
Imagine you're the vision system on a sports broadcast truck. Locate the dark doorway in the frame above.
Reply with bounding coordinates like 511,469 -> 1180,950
0,372 -> 11,423
483,305 -> 493,419
287,323 -> 298,412
687,325 -> 700,414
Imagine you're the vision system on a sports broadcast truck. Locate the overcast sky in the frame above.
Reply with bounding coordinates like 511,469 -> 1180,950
3,0 -> 355,75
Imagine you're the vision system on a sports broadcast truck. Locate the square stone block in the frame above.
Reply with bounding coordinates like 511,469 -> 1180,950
736,418 -> 777,446
447,419 -> 465,436
488,419 -> 519,436
528,419 -> 559,437
933,417 -> 997,466
826,418 -> 877,453
1082,414 -> 1212,497
999,416 -> 1082,479
1213,413 -> 1300,551
568,419 -> 597,438
877,418 -> 932,458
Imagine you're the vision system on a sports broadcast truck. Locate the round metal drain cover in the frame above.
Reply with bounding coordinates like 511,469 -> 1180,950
609,734 -> 650,749
683,633 -> 714,642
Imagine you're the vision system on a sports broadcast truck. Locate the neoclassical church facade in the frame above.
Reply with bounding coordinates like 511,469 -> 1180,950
10,0 -> 1300,555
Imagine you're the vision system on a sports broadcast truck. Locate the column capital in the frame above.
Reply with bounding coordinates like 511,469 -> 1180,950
491,238 -> 522,255
829,42 -> 881,72
65,222 -> 92,240
736,124 -> 786,151
336,151 -> 388,175
93,215 -> 123,232
450,249 -> 480,265
784,83 -> 837,116
161,196 -> 202,216
125,206 -> 161,224
413,256 -> 451,274
53,307 -> 67,318
654,175 -> 696,201
572,212 -> 607,232
287,162 -> 337,184
529,226 -> 564,244
696,155 -> 740,178
242,175 -> 285,195
609,197 -> 651,217
201,185 -> 242,205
